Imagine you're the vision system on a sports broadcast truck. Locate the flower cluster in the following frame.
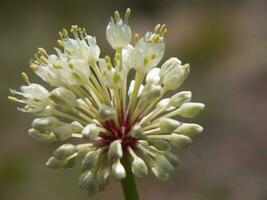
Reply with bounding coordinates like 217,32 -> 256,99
9,9 -> 205,196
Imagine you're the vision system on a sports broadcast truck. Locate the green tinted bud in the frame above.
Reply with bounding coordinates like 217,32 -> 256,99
175,123 -> 203,138
108,140 -> 123,159
170,133 -> 192,149
165,152 -> 181,167
49,87 -> 77,107
52,124 -> 73,141
82,124 -> 100,140
28,128 -> 56,143
46,156 -> 64,169
155,155 -> 174,173
97,168 -> 110,185
152,166 -> 170,182
129,123 -> 146,139
112,160 -> 126,180
151,139 -> 171,151
141,84 -> 162,102
170,91 -> 191,107
31,117 -> 59,132
99,105 -> 116,121
131,157 -> 148,177
53,144 -> 77,160
82,151 -> 99,169
178,102 -> 205,118
79,170 -> 94,189
159,118 -> 181,133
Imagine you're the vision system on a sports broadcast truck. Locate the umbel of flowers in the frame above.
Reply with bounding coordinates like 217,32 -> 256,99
9,9 -> 205,196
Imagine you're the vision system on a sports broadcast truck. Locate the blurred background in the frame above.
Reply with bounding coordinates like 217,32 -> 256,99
1,0 -> 267,199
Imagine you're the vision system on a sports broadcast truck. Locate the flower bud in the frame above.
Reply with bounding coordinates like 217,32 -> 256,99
141,84 -> 162,102
152,166 -> 170,182
159,118 -> 181,133
82,124 -> 100,140
52,124 -> 73,141
99,105 -> 116,121
97,168 -> 110,185
79,170 -> 94,189
31,117 -> 59,132
175,123 -> 203,138
165,152 -> 181,167
82,151 -> 99,169
112,160 -> 126,180
129,123 -> 146,139
53,144 -> 77,160
28,128 -> 56,143
131,157 -> 148,177
178,102 -> 205,118
160,58 -> 190,91
146,68 -> 160,84
170,91 -> 192,107
170,133 -> 192,150
150,140 -> 171,151
155,155 -> 174,173
108,140 -> 123,159
46,156 -> 65,169
49,87 -> 77,108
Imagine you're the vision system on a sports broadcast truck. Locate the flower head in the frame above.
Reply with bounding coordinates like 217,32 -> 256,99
9,8 -> 205,196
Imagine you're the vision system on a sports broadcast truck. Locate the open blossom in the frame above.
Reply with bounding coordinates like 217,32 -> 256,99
9,9 -> 205,196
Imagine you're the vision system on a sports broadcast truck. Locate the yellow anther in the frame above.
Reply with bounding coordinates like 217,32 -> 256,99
8,96 -> 18,102
182,63 -> 190,70
30,64 -> 38,71
155,24 -> 161,33
105,55 -> 112,63
21,72 -> 30,84
71,25 -> 79,33
151,54 -> 156,60
125,8 -> 131,19
114,10 -> 120,22
37,47 -> 47,55
39,56 -> 47,63
61,28 -> 68,37
133,33 -> 140,44
57,40 -> 64,47
160,24 -> 166,34
53,64 -> 61,69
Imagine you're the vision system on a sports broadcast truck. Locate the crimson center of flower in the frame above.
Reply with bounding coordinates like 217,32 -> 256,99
99,117 -> 137,149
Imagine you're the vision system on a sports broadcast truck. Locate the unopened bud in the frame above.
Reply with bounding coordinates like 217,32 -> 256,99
170,133 -> 192,149
152,166 -> 170,182
112,160 -> 126,180
178,102 -> 205,118
53,143 -> 77,160
108,140 -> 123,159
31,117 -> 59,132
52,124 -> 73,141
49,87 -> 77,108
170,91 -> 192,107
82,151 -> 99,169
146,68 -> 160,84
131,157 -> 148,177
159,118 -> 181,133
99,105 -> 116,121
165,152 -> 181,167
82,124 -> 100,140
151,140 -> 171,151
175,123 -> 203,138
79,170 -> 94,189
46,156 -> 64,169
155,155 -> 174,173
129,123 -> 146,139
28,128 -> 56,143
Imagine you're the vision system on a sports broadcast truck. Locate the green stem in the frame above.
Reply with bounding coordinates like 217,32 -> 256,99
121,155 -> 140,200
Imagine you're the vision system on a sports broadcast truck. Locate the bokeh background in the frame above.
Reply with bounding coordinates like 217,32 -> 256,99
1,0 -> 267,199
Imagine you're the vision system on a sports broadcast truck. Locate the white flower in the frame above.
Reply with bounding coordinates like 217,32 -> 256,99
9,8 -> 205,196
106,9 -> 132,49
